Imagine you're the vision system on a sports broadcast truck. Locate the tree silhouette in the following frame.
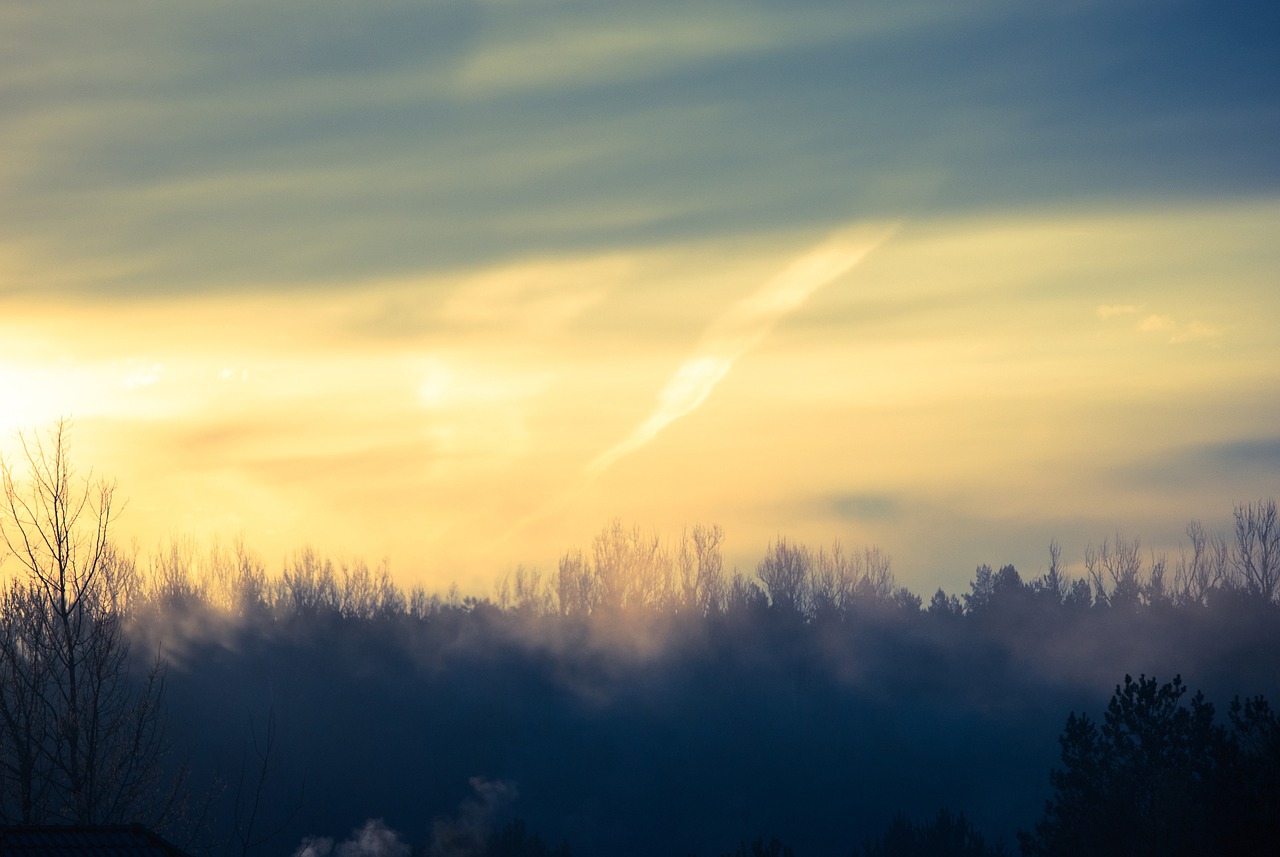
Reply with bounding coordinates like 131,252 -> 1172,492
484,819 -> 572,857
721,836 -> 794,857
858,809 -> 1008,856
0,422 -> 187,829
1232,498 -> 1280,601
1020,674 -> 1280,856
756,538 -> 811,615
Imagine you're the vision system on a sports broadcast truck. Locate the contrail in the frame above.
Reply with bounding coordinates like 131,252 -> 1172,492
495,222 -> 897,546
586,223 -> 897,478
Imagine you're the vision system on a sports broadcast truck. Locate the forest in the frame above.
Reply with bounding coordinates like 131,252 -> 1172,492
2,428 -> 1278,856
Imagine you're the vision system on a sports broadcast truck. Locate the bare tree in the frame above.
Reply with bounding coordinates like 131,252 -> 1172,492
1084,533 -> 1143,608
591,520 -> 670,612
555,549 -> 597,616
856,546 -> 896,604
1174,520 -> 1229,606
0,421 -> 185,827
230,707 -> 302,857
1232,499 -> 1280,602
1037,540 -> 1067,603
757,538 -> 811,614
494,565 -> 551,616
1145,549 -> 1169,605
811,542 -> 856,617
678,524 -> 726,616
0,579 -> 54,821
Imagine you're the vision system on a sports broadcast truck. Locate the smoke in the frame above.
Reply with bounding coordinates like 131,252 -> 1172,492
293,819 -> 410,857
430,776 -> 519,857
288,779 -> 516,857
586,222 -> 897,478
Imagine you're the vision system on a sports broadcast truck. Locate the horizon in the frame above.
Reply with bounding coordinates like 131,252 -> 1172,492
0,425 -> 1272,606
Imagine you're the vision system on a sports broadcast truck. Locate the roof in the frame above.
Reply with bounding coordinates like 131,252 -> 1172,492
0,824 -> 195,857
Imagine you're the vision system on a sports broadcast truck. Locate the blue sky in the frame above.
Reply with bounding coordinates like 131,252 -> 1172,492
2,0 -> 1278,591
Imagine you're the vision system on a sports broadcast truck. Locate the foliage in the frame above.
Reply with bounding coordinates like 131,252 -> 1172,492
1020,674 -> 1280,856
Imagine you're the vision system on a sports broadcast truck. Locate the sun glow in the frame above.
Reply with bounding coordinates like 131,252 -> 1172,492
0,202 -> 1276,590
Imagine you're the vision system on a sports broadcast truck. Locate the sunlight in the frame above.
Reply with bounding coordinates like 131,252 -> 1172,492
417,361 -> 454,409
0,362 -> 82,448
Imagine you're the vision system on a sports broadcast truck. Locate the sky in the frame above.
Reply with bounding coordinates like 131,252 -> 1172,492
2,0 -> 1279,594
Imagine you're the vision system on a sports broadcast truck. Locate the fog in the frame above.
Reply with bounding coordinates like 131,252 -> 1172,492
104,515 -> 1280,855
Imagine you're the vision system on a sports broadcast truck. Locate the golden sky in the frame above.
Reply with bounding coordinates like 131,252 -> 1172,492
3,2 -> 1279,593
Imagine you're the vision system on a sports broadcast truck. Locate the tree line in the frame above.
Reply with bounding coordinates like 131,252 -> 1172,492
2,423 -> 1278,855
5,428 -> 1277,634
18,510 -> 1278,633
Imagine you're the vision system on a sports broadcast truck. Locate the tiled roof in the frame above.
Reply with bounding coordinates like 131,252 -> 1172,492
0,824 -> 194,857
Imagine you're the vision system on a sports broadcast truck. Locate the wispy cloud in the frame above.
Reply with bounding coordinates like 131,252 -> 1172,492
586,224 -> 897,478
452,1 -> 974,97
1097,304 -> 1140,319
1099,305 -> 1221,344
1138,314 -> 1221,344
440,256 -> 624,335
1169,321 -> 1222,344
1137,314 -> 1175,332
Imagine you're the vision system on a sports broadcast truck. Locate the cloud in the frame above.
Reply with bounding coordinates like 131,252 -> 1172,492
1138,314 -> 1221,343
122,361 -> 165,389
451,0 -> 975,98
439,256 -> 625,335
1098,306 -> 1221,343
1115,435 -> 1280,493
1209,437 -> 1280,471
829,493 -> 900,521
6,2 -> 1278,298
586,224 -> 896,477
1168,320 -> 1222,344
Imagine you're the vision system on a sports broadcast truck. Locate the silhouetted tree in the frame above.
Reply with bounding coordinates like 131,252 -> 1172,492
555,549 -> 597,616
1084,534 -> 1144,609
1214,693 -> 1280,854
276,548 -> 341,618
1232,498 -> 1280,601
0,421 -> 187,828
927,588 -> 963,618
592,519 -> 670,612
963,564 -> 1024,615
1029,541 -> 1065,606
721,836 -> 794,857
484,819 -> 572,857
229,707 -> 304,857
757,539 -> 811,615
1020,674 -> 1280,856
724,571 -> 768,615
1173,520 -> 1228,606
0,577 -> 53,820
859,809 -> 1008,856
